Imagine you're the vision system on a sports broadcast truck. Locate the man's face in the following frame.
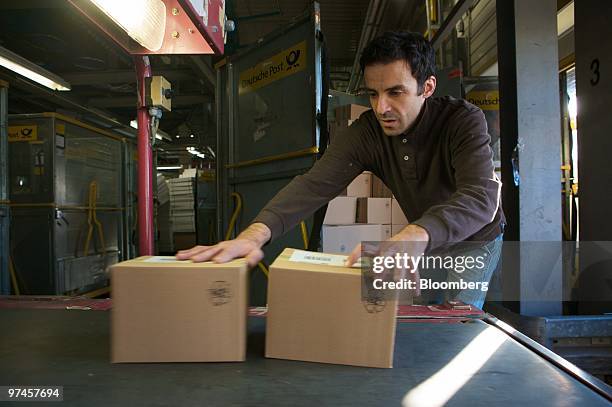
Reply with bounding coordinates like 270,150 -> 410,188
363,60 -> 435,136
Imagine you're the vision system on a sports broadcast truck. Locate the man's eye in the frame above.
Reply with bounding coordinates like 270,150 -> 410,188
390,91 -> 403,96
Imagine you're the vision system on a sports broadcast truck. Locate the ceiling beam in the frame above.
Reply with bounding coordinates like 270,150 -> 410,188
87,94 -> 211,108
189,56 -> 216,91
61,68 -> 197,85
0,0 -> 63,9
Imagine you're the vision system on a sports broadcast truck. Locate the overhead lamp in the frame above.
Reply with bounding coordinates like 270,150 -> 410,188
69,0 -> 228,55
157,165 -> 183,170
0,45 -> 71,91
89,0 -> 166,52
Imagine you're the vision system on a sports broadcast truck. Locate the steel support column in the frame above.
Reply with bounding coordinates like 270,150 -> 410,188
134,57 -> 154,255
496,0 -> 562,316
574,2 -> 612,315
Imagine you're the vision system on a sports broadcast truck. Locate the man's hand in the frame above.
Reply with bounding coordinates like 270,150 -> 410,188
345,224 -> 430,267
176,223 -> 271,268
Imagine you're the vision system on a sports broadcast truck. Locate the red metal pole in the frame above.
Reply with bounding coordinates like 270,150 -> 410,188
134,56 -> 155,255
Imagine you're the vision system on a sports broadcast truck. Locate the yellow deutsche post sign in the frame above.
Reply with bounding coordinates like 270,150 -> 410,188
239,40 -> 307,95
466,90 -> 499,111
8,125 -> 38,142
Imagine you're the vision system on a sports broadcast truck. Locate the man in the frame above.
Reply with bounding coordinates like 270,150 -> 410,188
177,31 -> 505,308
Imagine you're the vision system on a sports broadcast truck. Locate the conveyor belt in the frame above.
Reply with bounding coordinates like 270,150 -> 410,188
0,309 -> 610,406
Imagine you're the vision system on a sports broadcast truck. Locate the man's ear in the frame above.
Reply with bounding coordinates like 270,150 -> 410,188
421,76 -> 436,98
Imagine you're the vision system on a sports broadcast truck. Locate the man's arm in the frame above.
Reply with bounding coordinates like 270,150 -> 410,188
412,108 -> 501,251
251,123 -> 367,242
178,120 -> 369,263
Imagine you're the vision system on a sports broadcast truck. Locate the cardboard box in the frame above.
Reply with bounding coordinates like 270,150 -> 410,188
335,104 -> 370,124
266,248 -> 397,368
347,172 -> 372,197
391,199 -> 409,224
111,256 -> 248,363
372,175 -> 392,198
357,197 -> 392,224
382,224 -> 392,240
323,196 -> 357,225
322,224 -> 390,254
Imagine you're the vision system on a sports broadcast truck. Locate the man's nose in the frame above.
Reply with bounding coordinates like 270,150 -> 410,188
375,96 -> 391,116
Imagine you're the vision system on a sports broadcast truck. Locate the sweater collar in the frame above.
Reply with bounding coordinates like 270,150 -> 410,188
402,97 -> 429,138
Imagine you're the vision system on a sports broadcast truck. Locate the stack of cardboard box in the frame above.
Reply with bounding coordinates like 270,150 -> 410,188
157,174 -> 174,252
168,175 -> 196,250
169,177 -> 195,233
328,103 -> 370,143
391,197 -> 409,235
323,171 -> 404,254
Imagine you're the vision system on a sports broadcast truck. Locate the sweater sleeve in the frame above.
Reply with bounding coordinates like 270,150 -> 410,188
411,108 -> 501,251
251,121 -> 367,242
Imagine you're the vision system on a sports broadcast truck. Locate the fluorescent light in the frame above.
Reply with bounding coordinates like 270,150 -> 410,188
130,119 -> 137,128
0,45 -> 71,91
90,0 -> 166,52
157,165 -> 183,170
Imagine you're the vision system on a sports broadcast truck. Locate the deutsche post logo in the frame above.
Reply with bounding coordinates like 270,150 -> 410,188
286,49 -> 301,70
362,297 -> 386,313
8,125 -> 38,142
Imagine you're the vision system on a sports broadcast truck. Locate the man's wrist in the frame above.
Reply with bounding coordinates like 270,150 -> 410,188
404,224 -> 429,241
394,224 -> 430,243
237,223 -> 271,247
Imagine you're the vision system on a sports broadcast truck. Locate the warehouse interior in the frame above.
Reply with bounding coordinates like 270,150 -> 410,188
0,0 -> 611,405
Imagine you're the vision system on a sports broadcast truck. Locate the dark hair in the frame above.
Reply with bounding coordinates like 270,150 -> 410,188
359,31 -> 436,93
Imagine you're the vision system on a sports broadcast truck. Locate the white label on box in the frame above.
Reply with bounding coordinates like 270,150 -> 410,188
143,256 -> 188,263
289,250 -> 361,268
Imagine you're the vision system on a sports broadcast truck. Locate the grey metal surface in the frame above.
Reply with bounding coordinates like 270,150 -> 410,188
196,177 -> 216,245
0,83 -> 8,295
575,1 -> 612,242
10,208 -> 120,294
0,205 -> 8,295
122,140 -> 137,259
7,115 -> 126,294
0,309 -> 610,406
0,83 -> 7,202
8,115 -> 123,207
218,4 -> 323,305
574,2 -> 612,310
496,0 -> 563,316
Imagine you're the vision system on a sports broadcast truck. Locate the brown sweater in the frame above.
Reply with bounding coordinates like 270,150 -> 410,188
253,96 -> 505,251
